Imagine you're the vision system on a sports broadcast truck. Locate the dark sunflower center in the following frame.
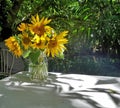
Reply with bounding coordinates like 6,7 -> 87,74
23,37 -> 30,44
49,40 -> 57,48
33,25 -> 45,36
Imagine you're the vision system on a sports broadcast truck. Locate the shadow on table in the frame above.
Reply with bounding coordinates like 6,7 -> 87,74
0,72 -> 120,108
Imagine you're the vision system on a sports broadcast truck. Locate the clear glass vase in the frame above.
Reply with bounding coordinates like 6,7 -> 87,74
28,52 -> 48,82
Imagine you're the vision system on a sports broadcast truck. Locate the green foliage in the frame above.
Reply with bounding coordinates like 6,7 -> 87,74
91,0 -> 120,55
29,50 -> 40,64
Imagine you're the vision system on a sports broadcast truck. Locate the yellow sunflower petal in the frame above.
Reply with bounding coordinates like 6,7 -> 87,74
17,23 -> 27,32
31,15 -> 37,24
36,14 -> 40,22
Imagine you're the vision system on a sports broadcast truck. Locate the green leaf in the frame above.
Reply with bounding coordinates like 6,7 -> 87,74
56,52 -> 64,59
22,50 -> 31,58
83,14 -> 92,20
29,50 -> 40,64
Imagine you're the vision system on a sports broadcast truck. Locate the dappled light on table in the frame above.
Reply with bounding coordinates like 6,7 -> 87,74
0,72 -> 120,108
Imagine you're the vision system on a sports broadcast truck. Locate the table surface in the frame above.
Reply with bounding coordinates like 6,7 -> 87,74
0,72 -> 120,108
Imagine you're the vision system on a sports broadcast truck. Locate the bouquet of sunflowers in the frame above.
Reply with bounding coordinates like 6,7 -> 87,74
5,14 -> 69,64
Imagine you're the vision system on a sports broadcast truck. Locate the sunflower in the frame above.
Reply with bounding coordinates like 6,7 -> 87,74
17,23 -> 27,32
46,31 -> 68,57
5,36 -> 22,57
20,32 -> 31,49
29,14 -> 52,36
31,35 -> 46,50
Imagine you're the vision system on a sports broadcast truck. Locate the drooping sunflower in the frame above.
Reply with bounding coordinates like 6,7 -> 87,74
5,36 -> 22,57
46,31 -> 68,57
20,32 -> 31,50
29,14 -> 52,36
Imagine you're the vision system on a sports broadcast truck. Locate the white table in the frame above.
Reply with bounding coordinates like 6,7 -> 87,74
0,72 -> 120,108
